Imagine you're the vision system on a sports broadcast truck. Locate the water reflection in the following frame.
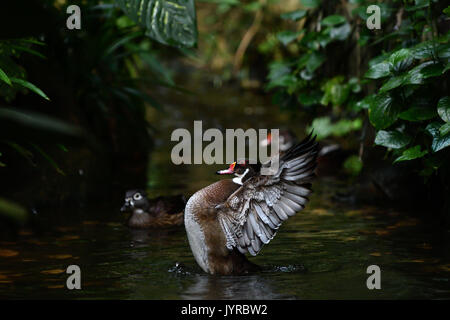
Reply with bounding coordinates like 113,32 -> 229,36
181,274 -> 293,300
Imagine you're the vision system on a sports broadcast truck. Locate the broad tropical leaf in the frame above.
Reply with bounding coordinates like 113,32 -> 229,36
115,0 -> 197,48
374,130 -> 411,149
394,145 -> 428,163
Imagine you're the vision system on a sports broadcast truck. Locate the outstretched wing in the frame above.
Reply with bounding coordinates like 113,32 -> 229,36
217,133 -> 318,256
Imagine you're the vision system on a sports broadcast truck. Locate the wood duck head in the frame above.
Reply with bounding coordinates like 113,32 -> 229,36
120,189 -> 150,213
121,190 -> 185,229
216,160 -> 261,185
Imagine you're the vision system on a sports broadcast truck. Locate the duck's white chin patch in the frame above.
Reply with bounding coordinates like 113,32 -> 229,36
232,168 -> 249,185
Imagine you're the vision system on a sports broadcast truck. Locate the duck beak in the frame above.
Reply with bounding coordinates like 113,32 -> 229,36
216,162 -> 236,175
216,168 -> 234,175
121,201 -> 132,212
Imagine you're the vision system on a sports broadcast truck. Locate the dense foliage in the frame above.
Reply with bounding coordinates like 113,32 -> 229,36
0,0 -> 197,224
265,0 -> 449,182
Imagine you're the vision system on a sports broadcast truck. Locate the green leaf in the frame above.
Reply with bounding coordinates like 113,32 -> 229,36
115,0 -> 197,48
321,76 -> 350,106
442,62 -> 450,74
412,41 -> 436,59
437,96 -> 450,122
399,106 -> 436,121
388,49 -> 413,73
281,10 -> 307,21
356,94 -> 375,110
308,116 -> 361,140
394,145 -> 428,163
10,44 -> 46,59
322,15 -> 346,26
306,51 -> 325,72
329,23 -> 351,41
301,0 -> 321,9
439,123 -> 450,136
343,155 -> 363,176
404,61 -> 434,85
420,63 -> 444,79
0,67 -> 11,86
365,62 -> 391,79
308,117 -> 332,140
298,91 -> 322,106
406,0 -> 429,11
243,1 -> 261,11
374,130 -> 412,149
379,75 -> 405,92
0,109 -> 84,143
30,143 -> 65,176
266,61 -> 295,89
0,197 -> 28,225
9,77 -> 50,100
438,43 -> 450,59
426,122 -> 450,152
5,142 -> 35,166
277,30 -> 302,46
444,6 -> 450,16
369,93 -> 400,129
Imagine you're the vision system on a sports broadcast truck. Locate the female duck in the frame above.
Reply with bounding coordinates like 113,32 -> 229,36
185,133 -> 318,275
121,190 -> 186,228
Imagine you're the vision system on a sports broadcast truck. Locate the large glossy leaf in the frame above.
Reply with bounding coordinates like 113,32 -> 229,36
420,63 -> 444,79
379,74 -> 406,92
404,61 -> 434,85
369,93 -> 400,129
388,49 -> 413,73
365,62 -> 390,79
440,123 -> 450,136
426,122 -> 450,152
437,96 -> 450,122
394,145 -> 428,163
412,41 -> 436,59
374,130 -> 411,149
115,0 -> 197,48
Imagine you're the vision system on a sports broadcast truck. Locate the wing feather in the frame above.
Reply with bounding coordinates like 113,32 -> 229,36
217,133 -> 318,256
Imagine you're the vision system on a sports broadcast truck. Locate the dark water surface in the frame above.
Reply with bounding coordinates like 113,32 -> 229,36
1,75 -> 449,299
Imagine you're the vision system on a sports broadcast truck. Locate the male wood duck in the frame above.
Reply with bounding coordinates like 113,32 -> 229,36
185,133 -> 318,275
121,190 -> 186,228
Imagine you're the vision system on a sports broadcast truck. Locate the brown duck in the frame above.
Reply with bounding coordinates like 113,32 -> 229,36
184,133 -> 318,275
121,190 -> 185,228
